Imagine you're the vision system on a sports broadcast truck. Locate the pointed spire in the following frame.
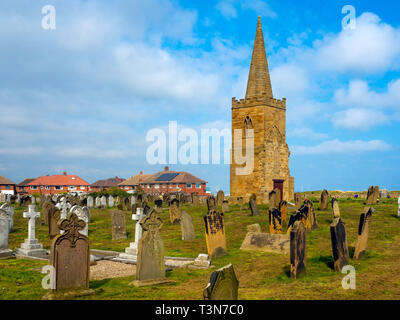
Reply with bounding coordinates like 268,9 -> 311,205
245,17 -> 273,100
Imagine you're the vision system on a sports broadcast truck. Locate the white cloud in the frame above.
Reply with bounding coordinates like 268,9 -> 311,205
292,139 -> 392,155
332,108 -> 390,130
217,0 -> 276,19
271,64 -> 309,97
287,128 -> 328,140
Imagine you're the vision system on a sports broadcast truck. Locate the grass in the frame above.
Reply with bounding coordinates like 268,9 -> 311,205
1,197 -> 400,300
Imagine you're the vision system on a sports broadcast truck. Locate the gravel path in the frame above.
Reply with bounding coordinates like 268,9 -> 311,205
90,260 -> 136,280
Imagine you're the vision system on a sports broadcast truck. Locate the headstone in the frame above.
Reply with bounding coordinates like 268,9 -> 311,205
16,205 -> 47,258
222,200 -> 229,214
111,210 -> 127,240
119,207 -> 145,258
101,196 -> 107,208
133,209 -> 169,286
206,196 -> 217,212
45,213 -> 93,298
169,199 -> 181,224
278,200 -> 288,225
354,207 -> 373,260
108,196 -> 114,207
124,197 -> 131,211
249,197 -> 259,216
290,221 -> 306,279
216,190 -> 224,207
247,224 -> 261,233
269,208 -> 282,234
180,211 -> 195,240
190,254 -> 211,269
0,203 -> 14,232
330,218 -> 350,272
204,210 -> 227,259
154,199 -> 163,213
320,190 -> 329,210
304,200 -> 318,230
70,205 -> 89,237
49,207 -> 61,240
294,193 -> 302,210
332,198 -> 340,218
274,188 -> 281,207
42,200 -> 54,225
0,208 -> 13,258
269,190 -> 277,210
0,193 -> 5,203
95,196 -> 101,208
203,264 -> 239,300
372,186 -> 380,204
87,196 -> 94,208
30,195 -> 36,204
191,192 -> 200,207
366,186 -> 375,205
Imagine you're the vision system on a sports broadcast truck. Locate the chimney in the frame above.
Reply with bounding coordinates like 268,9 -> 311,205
164,166 -> 169,172
63,171 -> 67,176
140,171 -> 143,175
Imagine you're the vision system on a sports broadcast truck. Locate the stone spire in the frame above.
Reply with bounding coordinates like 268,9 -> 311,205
245,17 -> 273,100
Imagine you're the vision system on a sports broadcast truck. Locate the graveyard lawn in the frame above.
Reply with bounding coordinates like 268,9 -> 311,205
1,198 -> 400,300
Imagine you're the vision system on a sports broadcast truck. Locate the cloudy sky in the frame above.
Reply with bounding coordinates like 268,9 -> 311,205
0,0 -> 399,193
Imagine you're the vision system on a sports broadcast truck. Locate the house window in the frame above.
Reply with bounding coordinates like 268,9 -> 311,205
80,186 -> 85,190
186,183 -> 191,188
125,187 -> 129,190
30,186 -> 38,190
162,184 -> 166,188
169,183 -> 173,188
147,185 -> 150,189
155,184 -> 159,189
6,185 -> 10,190
196,184 -> 201,188
68,186 -> 76,190
45,186 -> 50,190
55,186 -> 62,190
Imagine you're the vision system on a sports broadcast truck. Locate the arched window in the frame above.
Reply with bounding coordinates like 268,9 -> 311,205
244,116 -> 253,130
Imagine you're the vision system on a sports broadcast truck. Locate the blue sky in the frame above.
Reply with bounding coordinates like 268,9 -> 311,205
0,0 -> 399,193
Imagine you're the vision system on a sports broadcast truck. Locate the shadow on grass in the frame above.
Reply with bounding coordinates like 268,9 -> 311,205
309,255 -> 334,270
348,246 -> 355,258
90,279 -> 110,289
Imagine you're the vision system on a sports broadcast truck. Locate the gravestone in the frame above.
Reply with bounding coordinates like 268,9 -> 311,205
111,210 -> 127,240
133,209 -> 170,286
0,203 -> 14,231
0,193 -> 5,203
0,208 -> 13,258
180,211 -> 195,240
304,200 -> 318,230
320,190 -> 329,210
49,207 -> 61,240
216,190 -> 224,207
204,210 -> 227,259
169,199 -> 181,224
154,199 -> 163,213
269,190 -> 277,210
206,196 -> 217,212
222,200 -> 229,214
290,220 -> 306,279
278,200 -> 288,225
294,193 -> 302,210
44,213 -> 93,299
249,197 -> 259,216
330,218 -> 350,272
191,192 -> 200,207
354,207 -> 373,260
190,254 -> 211,269
203,264 -> 239,300
101,196 -> 107,208
124,197 -> 131,211
95,197 -> 101,208
42,200 -> 54,225
30,195 -> 36,205
108,196 -> 114,207
366,186 -> 375,205
274,188 -> 281,208
269,208 -> 282,234
16,205 -> 47,258
372,186 -> 380,204
70,205 -> 89,237
87,196 -> 94,208
119,207 -> 145,259
332,198 -> 340,218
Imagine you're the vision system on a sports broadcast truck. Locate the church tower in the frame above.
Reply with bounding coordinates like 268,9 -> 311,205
230,17 -> 294,204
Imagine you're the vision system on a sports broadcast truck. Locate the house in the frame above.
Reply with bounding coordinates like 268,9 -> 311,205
16,178 -> 36,195
27,172 -> 90,195
0,175 -> 16,195
119,166 -> 207,195
89,177 -> 125,192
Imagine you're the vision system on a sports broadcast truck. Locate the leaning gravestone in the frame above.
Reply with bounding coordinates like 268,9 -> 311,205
132,209 -> 170,287
0,208 -> 13,258
216,190 -> 224,207
269,208 -> 282,234
204,210 -> 227,259
278,200 -> 288,225
330,218 -> 350,272
354,207 -> 373,260
111,210 -> 127,240
0,203 -> 14,232
332,198 -> 340,218
180,211 -> 195,241
320,190 -> 329,210
203,264 -> 239,300
169,199 -> 181,224
44,213 -> 94,299
304,200 -> 318,230
372,186 -> 380,204
290,220 -> 306,279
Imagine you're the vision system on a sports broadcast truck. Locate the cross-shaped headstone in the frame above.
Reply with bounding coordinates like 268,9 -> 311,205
23,205 -> 40,241
131,207 -> 145,252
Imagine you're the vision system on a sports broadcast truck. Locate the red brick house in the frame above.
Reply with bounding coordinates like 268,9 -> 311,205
0,175 -> 16,195
27,172 -> 90,195
89,177 -> 125,192
119,167 -> 207,195
16,178 -> 35,195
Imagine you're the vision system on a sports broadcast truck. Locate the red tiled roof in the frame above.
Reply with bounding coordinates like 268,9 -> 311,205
0,175 -> 15,185
28,175 -> 90,186
17,178 -> 35,187
119,174 -> 153,186
91,177 -> 125,187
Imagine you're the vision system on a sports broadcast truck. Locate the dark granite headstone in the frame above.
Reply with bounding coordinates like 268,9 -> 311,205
203,264 -> 239,300
290,220 -> 306,279
330,218 -> 350,272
